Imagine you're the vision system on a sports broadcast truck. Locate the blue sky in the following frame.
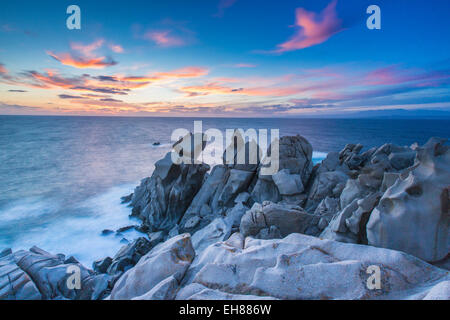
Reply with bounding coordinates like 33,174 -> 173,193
1,0 -> 450,116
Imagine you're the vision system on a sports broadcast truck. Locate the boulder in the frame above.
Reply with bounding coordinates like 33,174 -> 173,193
107,237 -> 153,277
0,249 -> 41,300
110,234 -> 195,300
12,247 -> 109,300
177,233 -> 450,300
367,137 -> 450,262
240,202 -> 314,238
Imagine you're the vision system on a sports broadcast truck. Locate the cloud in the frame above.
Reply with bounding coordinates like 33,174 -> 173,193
109,43 -> 124,53
58,94 -> 86,99
0,63 -> 7,74
48,52 -> 118,69
47,39 -> 119,69
234,63 -> 257,68
274,0 -> 343,53
8,89 -> 27,92
214,0 -> 237,18
143,30 -> 185,47
100,98 -> 123,102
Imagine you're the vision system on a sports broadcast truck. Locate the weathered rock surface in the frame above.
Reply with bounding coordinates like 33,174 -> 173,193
367,138 -> 450,262
130,151 -> 209,232
240,202 -> 314,238
177,233 -> 450,300
0,249 -> 41,300
1,247 -> 111,300
109,234 -> 195,300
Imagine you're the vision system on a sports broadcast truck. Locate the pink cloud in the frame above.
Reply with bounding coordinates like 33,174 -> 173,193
109,43 -> 124,53
144,30 -> 185,47
275,0 -> 343,53
234,63 -> 257,68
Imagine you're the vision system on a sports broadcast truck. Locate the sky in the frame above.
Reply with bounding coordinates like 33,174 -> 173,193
1,0 -> 450,117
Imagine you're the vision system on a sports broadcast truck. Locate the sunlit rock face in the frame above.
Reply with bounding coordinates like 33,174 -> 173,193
367,138 -> 450,262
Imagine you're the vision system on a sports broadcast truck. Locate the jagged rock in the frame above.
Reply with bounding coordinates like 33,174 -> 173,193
224,202 -> 249,229
272,169 -> 304,195
255,225 -> 282,239
240,202 -> 314,238
179,164 -> 255,234
93,257 -> 112,274
367,137 -> 450,262
110,234 -> 195,300
388,152 -> 415,170
177,233 -> 450,300
304,196 -> 340,235
107,237 -> 152,276
321,191 -> 381,244
340,179 -> 372,209
148,231 -> 166,247
0,249 -> 41,300
129,151 -> 209,232
11,247 -> 109,300
121,193 -> 133,204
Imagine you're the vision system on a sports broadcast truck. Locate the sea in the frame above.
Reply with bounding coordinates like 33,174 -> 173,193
0,116 -> 449,266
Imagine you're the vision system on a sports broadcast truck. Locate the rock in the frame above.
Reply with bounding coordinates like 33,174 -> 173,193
93,257 -> 113,274
101,229 -> 114,236
153,142 -> 161,146
422,281 -> 450,300
129,150 -> 209,232
320,199 -> 359,243
224,202 -> 249,229
121,193 -> 133,204
381,172 -> 400,192
234,192 -> 251,205
388,151 -> 415,170
305,155 -> 348,212
148,231 -> 166,247
251,135 -> 313,204
107,237 -> 153,276
110,234 -> 195,300
367,137 -> 450,262
180,164 -> 255,234
178,233 -> 450,300
12,247 -> 109,300
177,283 -> 278,300
272,169 -> 304,195
168,225 -> 179,238
255,225 -> 282,239
116,225 -> 137,233
240,202 -> 314,238
132,276 -> 179,300
0,249 -> 42,300
340,178 -> 371,209
191,218 -> 232,254
304,196 -> 340,235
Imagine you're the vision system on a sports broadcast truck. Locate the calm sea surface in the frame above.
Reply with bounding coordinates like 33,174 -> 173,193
0,116 -> 449,265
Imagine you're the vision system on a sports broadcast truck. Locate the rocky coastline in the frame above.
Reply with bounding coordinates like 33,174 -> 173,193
1,134 -> 449,300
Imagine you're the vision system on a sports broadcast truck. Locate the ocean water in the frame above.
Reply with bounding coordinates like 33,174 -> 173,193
0,116 -> 449,266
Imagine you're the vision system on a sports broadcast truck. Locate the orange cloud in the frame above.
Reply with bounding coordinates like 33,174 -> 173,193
47,39 -> 120,69
275,0 -> 343,52
48,52 -> 118,69
0,63 -> 7,74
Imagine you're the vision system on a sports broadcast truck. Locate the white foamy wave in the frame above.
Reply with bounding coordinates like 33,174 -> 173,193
312,151 -> 328,164
0,198 -> 59,224
3,184 -> 145,266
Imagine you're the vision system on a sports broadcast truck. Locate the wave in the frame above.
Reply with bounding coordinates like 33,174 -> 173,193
0,184 -> 146,266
